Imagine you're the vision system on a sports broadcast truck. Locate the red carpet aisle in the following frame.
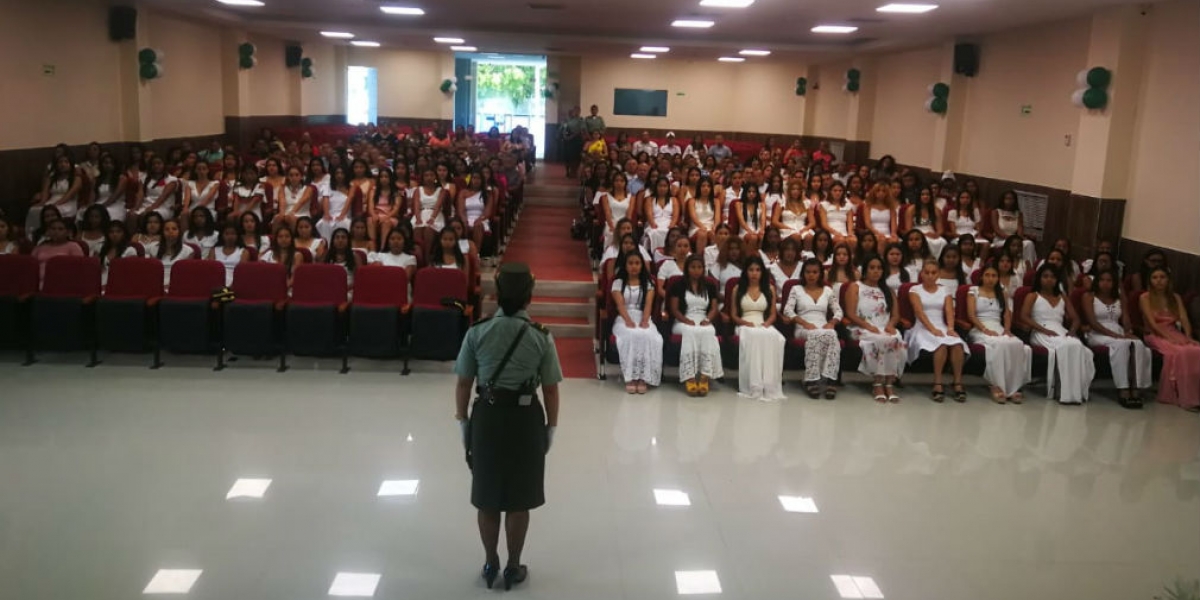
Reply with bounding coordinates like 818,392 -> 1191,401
502,164 -> 596,378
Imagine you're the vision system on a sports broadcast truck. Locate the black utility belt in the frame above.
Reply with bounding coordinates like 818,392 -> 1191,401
475,387 -> 539,407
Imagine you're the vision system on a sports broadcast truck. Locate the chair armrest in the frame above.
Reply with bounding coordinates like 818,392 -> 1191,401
147,297 -> 163,308
274,300 -> 288,310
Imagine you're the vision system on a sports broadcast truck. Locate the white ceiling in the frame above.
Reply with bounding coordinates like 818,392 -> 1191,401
150,0 -> 1160,61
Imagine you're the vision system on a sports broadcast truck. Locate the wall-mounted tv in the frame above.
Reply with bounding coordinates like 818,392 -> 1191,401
613,88 -> 668,117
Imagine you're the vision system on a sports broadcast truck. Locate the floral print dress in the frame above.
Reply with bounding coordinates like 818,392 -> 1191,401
847,283 -> 908,377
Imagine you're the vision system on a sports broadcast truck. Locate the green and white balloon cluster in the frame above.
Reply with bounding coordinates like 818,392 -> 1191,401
795,77 -> 808,96
925,82 -> 949,114
238,43 -> 257,70
301,57 -> 315,79
843,68 -> 861,93
1071,67 -> 1111,110
440,77 -> 458,94
138,48 -> 164,80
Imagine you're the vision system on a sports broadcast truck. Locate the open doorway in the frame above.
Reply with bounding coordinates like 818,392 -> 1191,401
346,66 -> 377,126
471,55 -> 547,159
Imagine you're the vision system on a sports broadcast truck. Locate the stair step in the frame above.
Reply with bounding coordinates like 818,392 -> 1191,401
537,315 -> 593,339
482,296 -> 593,319
481,278 -> 595,298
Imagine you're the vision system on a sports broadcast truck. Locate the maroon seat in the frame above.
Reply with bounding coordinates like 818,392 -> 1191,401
96,257 -> 164,362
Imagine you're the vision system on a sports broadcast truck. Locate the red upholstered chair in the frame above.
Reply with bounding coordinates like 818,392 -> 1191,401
220,262 -> 288,370
352,248 -> 368,266
29,256 -> 102,365
0,255 -> 40,350
95,257 -> 164,365
348,265 -> 410,370
283,264 -> 350,371
409,267 -> 471,361
157,259 -> 225,362
296,246 -> 314,264
897,282 -> 918,330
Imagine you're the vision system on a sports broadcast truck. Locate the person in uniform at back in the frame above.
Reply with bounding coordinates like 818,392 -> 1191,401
454,262 -> 563,590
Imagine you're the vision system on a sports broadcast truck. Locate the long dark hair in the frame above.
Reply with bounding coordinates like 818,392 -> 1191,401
740,185 -> 763,230
615,250 -> 650,311
940,244 -> 967,285
1034,263 -> 1063,297
431,226 -> 465,268
860,255 -> 894,313
734,255 -> 774,317
883,242 -> 910,284
325,228 -> 357,274
157,219 -> 184,259
913,187 -> 938,226
978,264 -> 1006,323
672,254 -> 716,302
94,152 -> 121,193
99,222 -> 130,265
373,167 -> 397,206
269,225 -> 298,272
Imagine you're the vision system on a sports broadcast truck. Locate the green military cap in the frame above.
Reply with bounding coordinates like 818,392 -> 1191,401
496,262 -> 535,302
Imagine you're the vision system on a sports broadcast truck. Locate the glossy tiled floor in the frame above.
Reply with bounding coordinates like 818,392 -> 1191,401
1,361 -> 1197,600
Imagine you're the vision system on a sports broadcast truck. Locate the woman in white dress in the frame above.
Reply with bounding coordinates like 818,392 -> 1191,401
229,164 -> 266,222
734,185 -> 767,253
826,243 -> 857,301
936,245 -> 967,294
818,181 -> 857,249
370,228 -> 419,281
773,180 -> 815,248
611,251 -> 663,394
135,157 -> 180,224
670,255 -> 724,396
643,177 -> 680,252
998,235 -> 1032,284
707,236 -> 744,289
904,187 -> 948,258
410,168 -> 448,252
1082,270 -> 1151,406
209,224 -> 250,287
967,264 -> 1032,403
77,205 -> 109,257
1020,265 -> 1095,404
722,170 -> 745,224
883,243 -> 910,294
184,161 -> 220,222
731,256 -> 787,401
762,174 -> 786,227
656,234 -> 692,299
957,234 -> 983,281
907,260 -> 970,402
863,182 -> 900,246
844,256 -> 907,402
183,207 -> 219,257
294,217 -> 327,263
600,171 -> 634,248
318,166 -> 354,243
769,238 -> 803,291
26,155 -> 84,237
784,258 -> 844,398
991,190 -> 1037,265
902,229 -> 934,282
687,177 -> 721,251
946,191 -> 989,258
273,165 -> 315,231
92,153 -> 129,224
97,222 -> 138,287
456,171 -> 492,253
157,219 -> 197,290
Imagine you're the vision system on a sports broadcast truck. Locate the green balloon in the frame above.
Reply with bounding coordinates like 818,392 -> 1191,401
931,97 -> 948,114
301,66 -> 314,78
1086,67 -> 1111,89
301,57 -> 313,68
847,80 -> 860,92
138,48 -> 157,65
238,43 -> 255,58
1082,88 -> 1107,109
847,68 -> 861,81
139,63 -> 159,80
440,79 -> 453,92
239,56 -> 254,69
932,82 -> 950,99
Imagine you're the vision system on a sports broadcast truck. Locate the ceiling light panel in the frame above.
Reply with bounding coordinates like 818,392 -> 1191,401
450,45 -> 477,52
433,37 -> 464,44
877,3 -> 938,13
718,56 -> 745,62
700,0 -> 754,6
672,19 -> 715,28
812,25 -> 859,33
640,46 -> 670,53
379,5 -> 425,15
320,31 -> 354,39
631,53 -> 656,59
216,0 -> 264,5
351,41 -> 381,47
739,49 -> 771,56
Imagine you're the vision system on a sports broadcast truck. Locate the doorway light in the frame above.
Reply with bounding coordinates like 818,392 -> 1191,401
450,45 -> 477,52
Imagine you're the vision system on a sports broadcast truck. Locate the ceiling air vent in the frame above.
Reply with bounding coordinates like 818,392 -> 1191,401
528,2 -> 565,9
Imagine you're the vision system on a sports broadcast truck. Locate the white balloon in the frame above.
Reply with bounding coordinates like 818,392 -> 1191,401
1071,89 -> 1086,107
924,97 -> 936,111
154,62 -> 165,78
927,83 -> 937,94
1076,69 -> 1089,87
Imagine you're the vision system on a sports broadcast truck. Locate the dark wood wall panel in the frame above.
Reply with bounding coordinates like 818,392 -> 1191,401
1120,238 -> 1200,296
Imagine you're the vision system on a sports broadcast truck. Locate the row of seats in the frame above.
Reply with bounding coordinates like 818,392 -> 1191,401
0,255 -> 473,372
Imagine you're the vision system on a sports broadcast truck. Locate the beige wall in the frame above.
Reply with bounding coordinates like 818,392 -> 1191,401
300,41 -> 338,116
809,60 -> 853,139
869,46 -> 942,167
579,56 -> 805,134
1124,0 -> 1200,254
0,0 -> 123,150
955,18 -> 1090,189
246,34 -> 293,116
348,48 -> 454,120
145,12 -> 224,139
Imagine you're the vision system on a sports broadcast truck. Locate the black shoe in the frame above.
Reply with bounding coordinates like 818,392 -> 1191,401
503,565 -> 528,590
482,563 -> 499,589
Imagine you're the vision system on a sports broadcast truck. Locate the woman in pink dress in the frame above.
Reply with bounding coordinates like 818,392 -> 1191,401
1138,267 -> 1200,410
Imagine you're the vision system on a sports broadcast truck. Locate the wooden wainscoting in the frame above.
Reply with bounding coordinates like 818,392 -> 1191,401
1120,238 -> 1199,295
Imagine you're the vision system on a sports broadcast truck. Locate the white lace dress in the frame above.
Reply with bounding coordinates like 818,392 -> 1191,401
1029,294 -> 1095,403
736,291 -> 787,401
967,288 -> 1031,396
611,280 -> 663,385
672,288 -> 724,382
784,285 -> 843,383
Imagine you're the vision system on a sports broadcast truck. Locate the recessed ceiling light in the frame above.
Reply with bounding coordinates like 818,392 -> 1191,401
739,49 -> 771,56
718,56 -> 745,62
216,0 -> 264,5
377,480 -> 419,496
812,24 -> 859,33
672,19 -> 715,28
329,572 -> 381,597
143,569 -> 203,594
320,31 -> 355,39
778,495 -> 819,513
830,575 -> 885,599
225,478 -> 271,499
640,46 -> 670,53
675,570 -> 722,595
631,53 -> 656,59
450,45 -> 477,52
351,41 -> 381,47
653,488 -> 691,505
700,0 -> 754,6
379,5 -> 425,15
877,3 -> 938,13
434,37 -> 465,44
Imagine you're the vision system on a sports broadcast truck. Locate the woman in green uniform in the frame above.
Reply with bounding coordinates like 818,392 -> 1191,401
454,263 -> 563,590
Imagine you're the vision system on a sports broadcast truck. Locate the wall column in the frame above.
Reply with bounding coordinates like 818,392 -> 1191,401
221,30 -> 253,148
842,59 -> 876,165
116,15 -> 153,141
929,41 -> 968,175
1066,5 -> 1149,250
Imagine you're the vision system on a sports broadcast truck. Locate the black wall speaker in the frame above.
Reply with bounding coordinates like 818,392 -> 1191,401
108,6 -> 137,41
285,45 -> 303,68
954,43 -> 979,77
